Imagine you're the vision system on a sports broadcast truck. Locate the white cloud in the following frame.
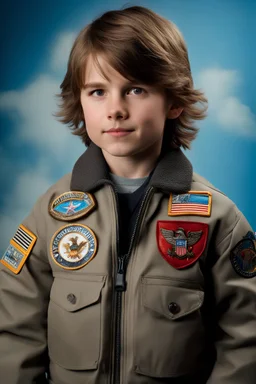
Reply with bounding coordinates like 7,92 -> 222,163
217,97 -> 255,133
0,164 -> 54,253
50,31 -> 77,72
196,67 -> 255,135
0,74 -> 84,158
5,162 -> 53,211
0,214 -> 21,254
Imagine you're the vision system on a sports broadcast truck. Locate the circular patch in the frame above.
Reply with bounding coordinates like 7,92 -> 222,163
230,237 -> 256,278
50,224 -> 97,270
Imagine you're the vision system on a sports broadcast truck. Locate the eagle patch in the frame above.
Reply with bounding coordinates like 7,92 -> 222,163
50,224 -> 97,270
157,221 -> 208,269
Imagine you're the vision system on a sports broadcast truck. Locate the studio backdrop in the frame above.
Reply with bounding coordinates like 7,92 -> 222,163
0,0 -> 255,254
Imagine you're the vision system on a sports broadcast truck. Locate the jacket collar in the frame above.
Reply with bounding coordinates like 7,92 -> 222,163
71,143 -> 193,194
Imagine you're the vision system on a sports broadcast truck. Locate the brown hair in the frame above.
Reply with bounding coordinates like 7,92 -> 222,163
56,5 -> 207,149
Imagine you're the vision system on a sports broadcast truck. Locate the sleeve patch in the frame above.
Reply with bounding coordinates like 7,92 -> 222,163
1,225 -> 37,274
230,231 -> 256,278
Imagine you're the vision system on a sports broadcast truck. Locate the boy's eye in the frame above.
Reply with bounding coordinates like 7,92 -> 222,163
89,87 -> 144,97
129,87 -> 144,95
91,89 -> 105,96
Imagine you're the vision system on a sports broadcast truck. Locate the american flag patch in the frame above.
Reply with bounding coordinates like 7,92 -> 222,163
1,225 -> 37,274
168,191 -> 212,217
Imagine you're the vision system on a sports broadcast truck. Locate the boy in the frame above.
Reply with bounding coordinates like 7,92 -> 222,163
0,5 -> 255,384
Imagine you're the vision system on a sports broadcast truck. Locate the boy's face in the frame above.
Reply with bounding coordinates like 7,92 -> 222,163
80,55 -> 179,167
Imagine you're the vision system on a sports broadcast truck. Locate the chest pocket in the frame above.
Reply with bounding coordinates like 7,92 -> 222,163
48,275 -> 106,370
134,277 -> 205,378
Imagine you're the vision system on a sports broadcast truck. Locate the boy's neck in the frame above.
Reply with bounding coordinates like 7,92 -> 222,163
102,148 -> 160,179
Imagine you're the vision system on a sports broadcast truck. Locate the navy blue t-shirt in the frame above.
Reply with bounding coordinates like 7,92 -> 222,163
117,176 -> 151,256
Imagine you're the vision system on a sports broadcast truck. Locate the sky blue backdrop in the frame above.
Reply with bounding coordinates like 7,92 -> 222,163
0,0 -> 255,253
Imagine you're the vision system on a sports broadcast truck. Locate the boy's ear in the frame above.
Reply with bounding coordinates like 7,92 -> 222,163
166,106 -> 183,119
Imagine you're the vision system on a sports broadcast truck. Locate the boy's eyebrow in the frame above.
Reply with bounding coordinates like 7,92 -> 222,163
83,82 -> 108,89
83,81 -> 138,89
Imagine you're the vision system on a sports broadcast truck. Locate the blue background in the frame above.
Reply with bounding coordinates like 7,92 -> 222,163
0,0 -> 255,253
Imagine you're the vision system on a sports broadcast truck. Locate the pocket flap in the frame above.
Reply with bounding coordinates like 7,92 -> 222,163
50,275 -> 106,312
142,277 -> 204,320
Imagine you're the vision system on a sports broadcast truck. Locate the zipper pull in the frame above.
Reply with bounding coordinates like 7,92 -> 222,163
115,256 -> 126,292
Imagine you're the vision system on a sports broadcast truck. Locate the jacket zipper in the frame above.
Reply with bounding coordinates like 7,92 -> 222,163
112,186 -> 154,384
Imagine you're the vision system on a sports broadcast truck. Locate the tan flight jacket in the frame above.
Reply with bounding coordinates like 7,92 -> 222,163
0,144 -> 255,384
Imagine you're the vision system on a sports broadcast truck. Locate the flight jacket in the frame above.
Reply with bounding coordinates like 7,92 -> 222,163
0,143 -> 255,384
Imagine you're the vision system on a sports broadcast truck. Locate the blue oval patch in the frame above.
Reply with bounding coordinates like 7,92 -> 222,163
49,191 -> 96,221
230,231 -> 256,278
51,224 -> 97,270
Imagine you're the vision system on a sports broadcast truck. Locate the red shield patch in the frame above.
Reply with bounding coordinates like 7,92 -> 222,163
157,221 -> 209,269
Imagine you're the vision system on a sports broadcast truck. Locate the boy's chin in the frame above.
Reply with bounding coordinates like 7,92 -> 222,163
100,140 -> 162,160
102,149 -> 136,158
101,144 -> 143,159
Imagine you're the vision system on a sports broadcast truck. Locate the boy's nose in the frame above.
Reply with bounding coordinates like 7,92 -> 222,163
107,96 -> 129,120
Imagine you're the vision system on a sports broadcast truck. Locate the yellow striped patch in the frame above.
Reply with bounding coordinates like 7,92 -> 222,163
1,225 -> 37,274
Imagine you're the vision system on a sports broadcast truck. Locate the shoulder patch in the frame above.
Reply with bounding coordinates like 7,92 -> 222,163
1,225 -> 37,274
230,231 -> 256,278
49,191 -> 96,221
168,191 -> 212,217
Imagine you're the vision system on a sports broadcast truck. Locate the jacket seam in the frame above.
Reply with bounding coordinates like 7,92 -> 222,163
33,196 -> 49,266
216,210 -> 241,248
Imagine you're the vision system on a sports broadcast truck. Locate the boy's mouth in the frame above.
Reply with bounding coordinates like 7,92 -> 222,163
105,128 -> 134,137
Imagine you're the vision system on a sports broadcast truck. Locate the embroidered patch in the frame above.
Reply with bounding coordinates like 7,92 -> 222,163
49,191 -> 96,221
230,231 -> 256,278
50,224 -> 97,270
1,225 -> 37,274
168,191 -> 212,217
157,221 -> 208,269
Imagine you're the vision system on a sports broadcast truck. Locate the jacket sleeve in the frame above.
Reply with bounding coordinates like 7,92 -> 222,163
207,208 -> 256,383
0,197 -> 53,384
